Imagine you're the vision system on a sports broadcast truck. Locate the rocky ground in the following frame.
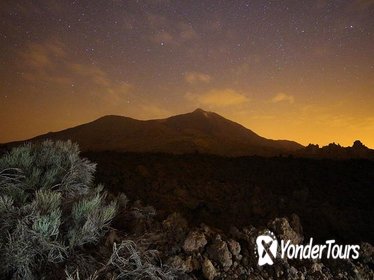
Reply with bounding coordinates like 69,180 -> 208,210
86,198 -> 373,280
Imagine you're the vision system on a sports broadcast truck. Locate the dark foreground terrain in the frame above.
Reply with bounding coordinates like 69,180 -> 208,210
1,141 -> 373,279
85,152 -> 374,245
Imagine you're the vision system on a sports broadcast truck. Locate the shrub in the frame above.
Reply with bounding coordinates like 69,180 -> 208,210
0,140 -> 117,280
105,240 -> 178,280
64,239 -> 179,280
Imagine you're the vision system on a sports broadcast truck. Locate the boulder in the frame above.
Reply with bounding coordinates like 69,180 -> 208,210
183,230 -> 208,253
202,258 -> 217,280
268,217 -> 303,244
289,213 -> 303,237
228,239 -> 241,258
162,212 -> 188,232
359,242 -> 373,264
167,255 -> 197,273
207,234 -> 233,270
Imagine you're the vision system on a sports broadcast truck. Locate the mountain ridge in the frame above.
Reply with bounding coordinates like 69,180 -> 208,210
2,109 -> 303,156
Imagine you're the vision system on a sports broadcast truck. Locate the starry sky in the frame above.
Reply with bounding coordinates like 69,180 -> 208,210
1,0 -> 373,147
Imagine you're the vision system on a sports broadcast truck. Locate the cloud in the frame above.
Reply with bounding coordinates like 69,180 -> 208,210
19,39 -> 132,100
20,39 -> 65,69
19,39 -> 73,85
69,63 -> 110,87
185,88 -> 249,107
147,14 -> 198,46
102,83 -> 133,106
185,72 -> 211,84
178,22 -> 198,42
137,104 -> 172,119
271,93 -> 295,104
152,31 -> 175,45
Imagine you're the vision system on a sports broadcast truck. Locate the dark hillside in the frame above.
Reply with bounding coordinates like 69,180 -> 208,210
84,152 -> 374,244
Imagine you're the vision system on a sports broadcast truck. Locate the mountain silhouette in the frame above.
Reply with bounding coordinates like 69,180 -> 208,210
3,109 -> 303,156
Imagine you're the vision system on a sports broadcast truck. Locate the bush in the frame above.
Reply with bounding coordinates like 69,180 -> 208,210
0,140 -> 117,280
64,239 -> 179,280
106,240 -> 177,280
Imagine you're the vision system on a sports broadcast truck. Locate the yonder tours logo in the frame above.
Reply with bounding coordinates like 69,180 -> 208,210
256,231 -> 360,266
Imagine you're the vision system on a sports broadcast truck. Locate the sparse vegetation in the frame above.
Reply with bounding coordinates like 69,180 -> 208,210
0,140 -> 117,279
105,240 -> 178,280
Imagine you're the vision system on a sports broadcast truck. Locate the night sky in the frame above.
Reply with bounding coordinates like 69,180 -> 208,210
1,1 -> 373,147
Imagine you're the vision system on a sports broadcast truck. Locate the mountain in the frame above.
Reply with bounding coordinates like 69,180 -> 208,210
2,109 -> 303,156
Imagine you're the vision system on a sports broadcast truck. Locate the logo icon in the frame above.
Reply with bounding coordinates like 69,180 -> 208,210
256,231 -> 278,266
255,231 -> 360,265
